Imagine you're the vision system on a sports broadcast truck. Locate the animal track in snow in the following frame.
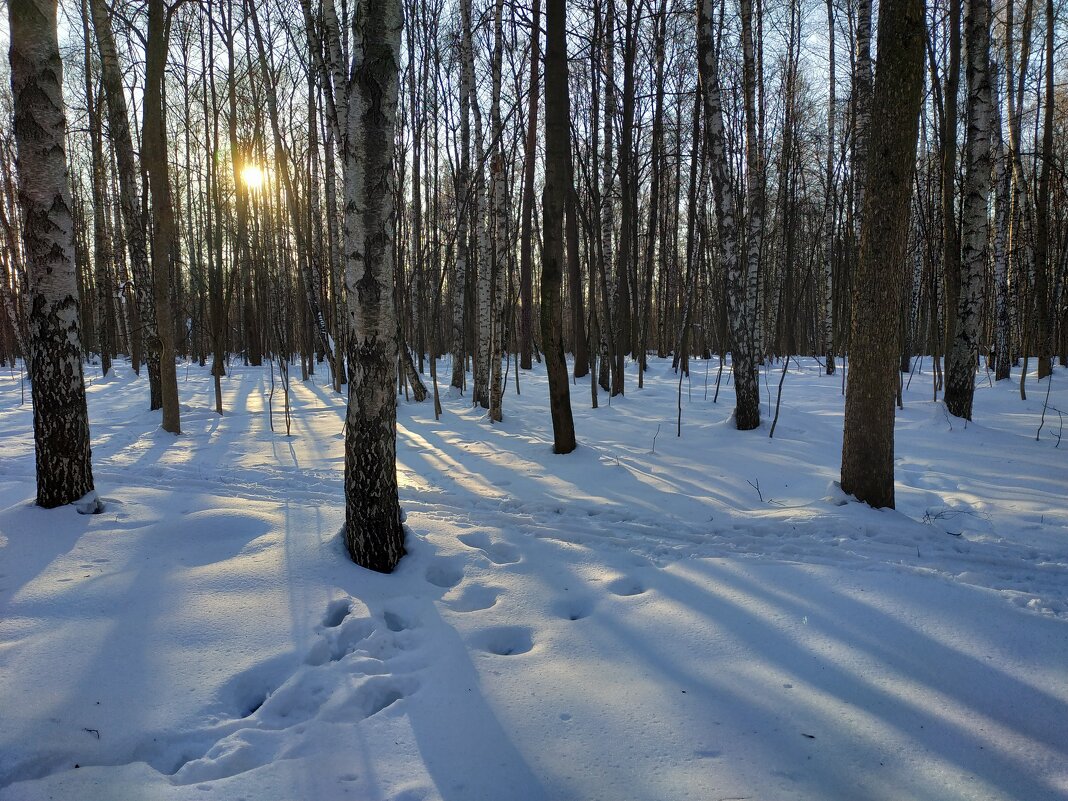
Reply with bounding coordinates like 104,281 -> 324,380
606,576 -> 647,597
322,598 -> 351,628
447,584 -> 503,612
457,531 -> 521,565
165,595 -> 422,786
471,625 -> 534,656
551,596 -> 597,621
425,558 -> 465,588
384,609 -> 417,632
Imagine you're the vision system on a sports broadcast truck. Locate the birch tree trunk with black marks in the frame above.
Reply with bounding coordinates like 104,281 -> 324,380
1031,0 -> 1054,379
518,0 -> 539,371
697,0 -> 759,430
450,0 -> 472,391
321,0 -> 406,572
990,57 -> 1011,381
10,0 -> 98,508
945,0 -> 992,420
488,0 -> 506,422
599,0 -> 619,395
823,0 -> 836,375
740,0 -> 764,364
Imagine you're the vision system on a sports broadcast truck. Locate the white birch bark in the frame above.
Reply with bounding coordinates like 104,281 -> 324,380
697,0 -> 759,430
450,0 -> 473,390
488,0 -> 506,422
10,0 -> 98,508
320,0 -> 406,571
945,0 -> 993,420
990,58 -> 1011,381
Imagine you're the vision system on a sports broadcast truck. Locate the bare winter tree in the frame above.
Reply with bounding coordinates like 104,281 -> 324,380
945,0 -> 992,420
9,0 -> 98,509
840,0 -> 926,508
697,0 -> 760,430
541,0 -> 576,454
143,0 -> 182,434
318,0 -> 407,571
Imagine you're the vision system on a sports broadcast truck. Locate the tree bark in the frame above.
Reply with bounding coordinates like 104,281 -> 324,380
10,0 -> 98,508
143,0 -> 181,434
321,0 -> 407,571
697,0 -> 760,430
945,0 -> 992,419
518,0 -> 539,371
840,0 -> 926,508
89,0 -> 158,396
542,0 -> 577,454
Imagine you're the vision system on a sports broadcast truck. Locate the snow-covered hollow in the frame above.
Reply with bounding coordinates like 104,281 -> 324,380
0,357 -> 1065,800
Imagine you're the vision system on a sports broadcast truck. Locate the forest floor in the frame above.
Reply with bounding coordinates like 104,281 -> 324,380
0,355 -> 1066,801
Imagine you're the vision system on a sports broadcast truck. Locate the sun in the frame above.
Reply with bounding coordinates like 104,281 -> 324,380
240,164 -> 265,190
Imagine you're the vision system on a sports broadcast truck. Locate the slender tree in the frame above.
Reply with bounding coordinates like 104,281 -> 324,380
542,0 -> 576,453
89,0 -> 158,400
143,0 -> 182,434
697,0 -> 760,430
945,0 -> 992,419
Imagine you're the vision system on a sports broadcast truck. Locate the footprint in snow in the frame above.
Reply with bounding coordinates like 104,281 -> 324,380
457,531 -> 521,565
383,609 -> 418,632
447,584 -> 503,612
425,558 -> 465,589
167,596 -> 422,785
470,625 -> 535,656
551,596 -> 597,621
321,598 -> 351,628
606,576 -> 646,597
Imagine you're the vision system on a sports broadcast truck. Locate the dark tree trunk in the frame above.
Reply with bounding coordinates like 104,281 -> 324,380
143,0 -> 181,434
840,0 -> 926,508
519,0 -> 539,371
542,0 -> 577,454
89,0 -> 158,396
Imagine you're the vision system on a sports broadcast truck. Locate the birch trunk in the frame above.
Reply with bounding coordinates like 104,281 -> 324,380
823,0 -> 836,374
739,0 -> 764,363
322,0 -> 406,571
488,0 -> 506,422
600,0 -> 619,395
991,58 -> 1011,381
10,0 -> 97,508
697,0 -> 760,431
518,0 -> 539,371
450,0 -> 473,390
945,0 -> 992,420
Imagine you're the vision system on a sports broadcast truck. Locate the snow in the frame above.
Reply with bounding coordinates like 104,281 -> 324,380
0,356 -> 1066,801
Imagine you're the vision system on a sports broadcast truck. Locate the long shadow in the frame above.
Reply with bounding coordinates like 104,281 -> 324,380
618,561 -> 1068,800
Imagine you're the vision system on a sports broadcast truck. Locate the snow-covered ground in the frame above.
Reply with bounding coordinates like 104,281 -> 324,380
0,355 -> 1065,801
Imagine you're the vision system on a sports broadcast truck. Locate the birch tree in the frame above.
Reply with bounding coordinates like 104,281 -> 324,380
945,0 -> 992,420
318,0 -> 407,571
697,0 -> 760,430
10,0 -> 98,509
